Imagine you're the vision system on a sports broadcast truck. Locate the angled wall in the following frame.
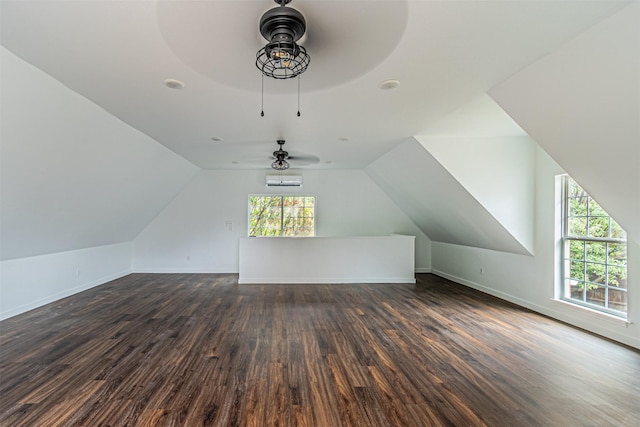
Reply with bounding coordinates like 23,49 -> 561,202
0,48 -> 199,319
1,47 -> 199,260
0,243 -> 132,320
365,138 -> 531,255
417,135 -> 535,254
431,145 -> 639,350
490,1 -> 640,245
428,3 -> 639,349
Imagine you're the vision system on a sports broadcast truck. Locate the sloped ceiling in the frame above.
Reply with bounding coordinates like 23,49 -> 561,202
0,0 -> 628,169
490,2 -> 640,245
365,138 -> 532,255
1,0 -> 637,261
417,134 -> 536,254
0,48 -> 199,261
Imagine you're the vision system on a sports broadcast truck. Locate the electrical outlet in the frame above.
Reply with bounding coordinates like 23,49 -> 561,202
75,267 -> 80,277
480,267 -> 484,275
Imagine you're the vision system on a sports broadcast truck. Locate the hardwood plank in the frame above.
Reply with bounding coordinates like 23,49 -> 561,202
1,273 -> 639,426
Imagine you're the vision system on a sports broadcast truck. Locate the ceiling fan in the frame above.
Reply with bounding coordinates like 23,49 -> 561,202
270,139 -> 319,170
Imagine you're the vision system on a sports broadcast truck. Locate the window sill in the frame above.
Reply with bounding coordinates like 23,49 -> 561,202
551,298 -> 631,327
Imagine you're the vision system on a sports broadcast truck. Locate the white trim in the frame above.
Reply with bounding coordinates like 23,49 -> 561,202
432,269 -> 533,307
415,267 -> 432,273
238,276 -> 415,284
133,268 -> 237,274
248,194 -> 317,237
558,174 -> 629,318
0,269 -> 132,321
431,269 -> 639,349
550,298 -> 630,326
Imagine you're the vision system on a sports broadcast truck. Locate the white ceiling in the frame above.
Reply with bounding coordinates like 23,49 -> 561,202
0,0 -> 629,169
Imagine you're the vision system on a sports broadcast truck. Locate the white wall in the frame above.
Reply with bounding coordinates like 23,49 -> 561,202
0,243 -> 132,320
417,135 -> 535,254
0,47 -> 199,261
431,146 -> 639,349
366,138 -> 531,255
0,47 -> 198,319
239,236 -> 415,284
133,169 -> 431,273
490,1 -> 640,245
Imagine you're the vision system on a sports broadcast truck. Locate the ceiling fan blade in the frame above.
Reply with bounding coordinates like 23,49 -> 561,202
287,153 -> 320,165
239,140 -> 319,167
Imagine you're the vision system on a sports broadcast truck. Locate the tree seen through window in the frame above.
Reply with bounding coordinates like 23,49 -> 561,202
562,176 -> 627,316
249,195 -> 315,237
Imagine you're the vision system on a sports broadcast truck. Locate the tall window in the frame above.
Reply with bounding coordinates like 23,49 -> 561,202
561,176 -> 627,317
249,195 -> 315,237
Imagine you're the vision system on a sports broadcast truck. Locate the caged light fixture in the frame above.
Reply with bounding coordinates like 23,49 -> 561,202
256,0 -> 310,80
256,0 -> 310,117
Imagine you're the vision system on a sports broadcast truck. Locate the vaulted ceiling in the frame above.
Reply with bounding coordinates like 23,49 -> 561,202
0,0 -> 629,169
2,0 -> 638,260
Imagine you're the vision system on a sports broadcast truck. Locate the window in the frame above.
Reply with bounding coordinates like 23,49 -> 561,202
249,195 -> 315,237
561,175 -> 627,317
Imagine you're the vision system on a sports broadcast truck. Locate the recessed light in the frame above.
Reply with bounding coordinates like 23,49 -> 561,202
211,136 -> 224,142
164,78 -> 185,89
324,160 -> 333,164
231,161 -> 239,164
378,79 -> 400,90
338,137 -> 349,142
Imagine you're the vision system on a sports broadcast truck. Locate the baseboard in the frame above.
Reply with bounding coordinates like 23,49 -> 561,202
431,269 -> 639,350
132,268 -> 237,274
134,269 -> 426,280
0,269 -> 132,321
431,269 -> 534,308
238,276 -> 416,284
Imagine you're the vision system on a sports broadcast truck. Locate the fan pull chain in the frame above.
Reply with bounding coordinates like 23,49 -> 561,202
260,74 -> 301,118
260,74 -> 265,117
297,75 -> 301,117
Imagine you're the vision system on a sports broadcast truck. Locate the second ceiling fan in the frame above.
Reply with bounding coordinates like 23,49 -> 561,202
270,139 -> 318,170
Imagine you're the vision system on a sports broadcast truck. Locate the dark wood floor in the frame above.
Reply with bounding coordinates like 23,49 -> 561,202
1,274 -> 638,426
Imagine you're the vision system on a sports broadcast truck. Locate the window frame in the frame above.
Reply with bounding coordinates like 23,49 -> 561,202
248,194 -> 316,237
560,175 -> 627,318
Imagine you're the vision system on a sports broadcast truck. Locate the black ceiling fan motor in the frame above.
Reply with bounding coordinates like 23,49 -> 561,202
273,139 -> 289,159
